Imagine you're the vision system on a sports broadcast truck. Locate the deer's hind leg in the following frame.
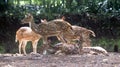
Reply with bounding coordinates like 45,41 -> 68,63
18,40 -> 23,54
22,41 -> 27,55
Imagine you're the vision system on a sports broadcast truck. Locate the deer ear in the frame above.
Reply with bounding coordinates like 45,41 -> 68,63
28,13 -> 31,16
26,13 -> 31,16
41,19 -> 44,23
25,15 -> 27,18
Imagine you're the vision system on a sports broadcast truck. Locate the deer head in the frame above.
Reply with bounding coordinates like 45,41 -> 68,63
21,13 -> 33,24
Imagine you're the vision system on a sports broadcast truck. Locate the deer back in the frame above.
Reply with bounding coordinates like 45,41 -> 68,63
16,27 -> 41,42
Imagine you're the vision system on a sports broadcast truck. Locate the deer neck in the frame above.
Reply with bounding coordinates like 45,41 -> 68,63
29,19 -> 38,33
29,22 -> 32,28
29,19 -> 34,28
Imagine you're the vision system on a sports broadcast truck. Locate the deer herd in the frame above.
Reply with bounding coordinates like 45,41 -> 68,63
15,13 -> 108,56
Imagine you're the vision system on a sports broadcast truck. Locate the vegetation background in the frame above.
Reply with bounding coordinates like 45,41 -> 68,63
0,0 -> 120,53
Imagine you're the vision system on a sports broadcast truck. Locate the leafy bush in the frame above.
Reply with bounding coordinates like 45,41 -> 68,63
0,43 -> 6,53
92,37 -> 119,52
0,0 -> 120,53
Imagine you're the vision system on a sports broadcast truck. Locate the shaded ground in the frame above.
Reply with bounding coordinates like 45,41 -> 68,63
0,52 -> 120,67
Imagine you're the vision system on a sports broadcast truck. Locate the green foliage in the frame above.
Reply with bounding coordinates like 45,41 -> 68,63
0,0 -> 10,12
1,0 -> 119,20
92,37 -> 120,52
116,39 -> 120,48
0,43 -> 6,53
0,0 -> 120,53
0,47 -> 5,53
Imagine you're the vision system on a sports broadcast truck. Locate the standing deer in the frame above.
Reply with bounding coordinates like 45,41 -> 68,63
62,25 -> 96,47
21,13 -> 74,54
41,19 -> 95,47
15,27 -> 41,54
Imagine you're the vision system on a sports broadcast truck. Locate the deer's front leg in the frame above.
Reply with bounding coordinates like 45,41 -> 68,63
57,33 -> 67,43
42,36 -> 49,55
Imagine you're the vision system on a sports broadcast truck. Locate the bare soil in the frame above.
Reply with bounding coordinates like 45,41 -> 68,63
0,52 -> 120,67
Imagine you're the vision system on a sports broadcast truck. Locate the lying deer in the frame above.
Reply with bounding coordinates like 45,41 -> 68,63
21,13 -> 74,55
15,27 -> 41,54
54,43 -> 108,56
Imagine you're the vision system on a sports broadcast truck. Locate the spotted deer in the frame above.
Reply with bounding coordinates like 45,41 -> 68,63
54,43 -> 108,56
41,19 -> 95,47
15,27 -> 41,54
21,13 -> 74,54
82,46 -> 108,56
61,25 -> 96,47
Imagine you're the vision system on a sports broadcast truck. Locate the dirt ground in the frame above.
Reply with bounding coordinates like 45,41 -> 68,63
0,52 -> 120,67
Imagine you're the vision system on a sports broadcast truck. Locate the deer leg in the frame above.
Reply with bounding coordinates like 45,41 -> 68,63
57,34 -> 67,43
19,41 -> 23,54
77,36 -> 83,54
22,41 -> 27,55
87,39 -> 91,47
56,35 -> 61,41
32,40 -> 38,54
42,37 -> 49,55
82,34 -> 91,47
